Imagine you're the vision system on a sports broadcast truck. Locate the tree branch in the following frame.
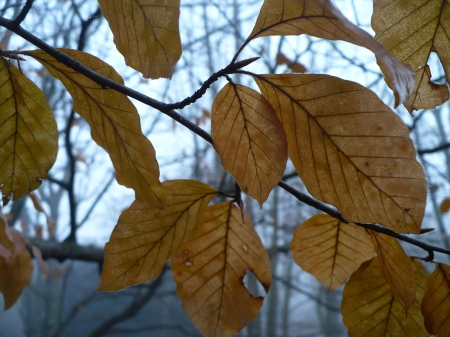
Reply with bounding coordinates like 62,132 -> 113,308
11,0 -> 33,26
418,142 -> 450,155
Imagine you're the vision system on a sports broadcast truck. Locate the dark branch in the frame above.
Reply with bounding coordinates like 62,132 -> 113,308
418,142 -> 450,155
11,0 -> 34,26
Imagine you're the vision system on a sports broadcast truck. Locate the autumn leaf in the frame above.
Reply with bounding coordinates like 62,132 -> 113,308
371,231 -> 416,310
254,74 -> 427,233
98,0 -> 182,79
248,0 -> 415,107
99,180 -> 217,291
291,214 -> 374,291
342,258 -> 429,337
0,57 -> 58,205
373,0 -> 450,112
172,201 -> 271,337
422,263 -> 450,337
0,214 -> 33,310
24,49 -> 166,208
276,52 -> 307,73
440,197 -> 450,213
211,83 -> 287,206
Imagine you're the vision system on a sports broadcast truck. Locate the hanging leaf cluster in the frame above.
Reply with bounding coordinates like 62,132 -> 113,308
0,0 -> 450,336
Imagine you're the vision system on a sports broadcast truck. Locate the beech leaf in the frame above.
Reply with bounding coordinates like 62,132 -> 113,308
25,49 -> 166,208
0,215 -> 33,310
98,0 -> 182,79
211,83 -> 288,206
291,214 -> 374,291
172,201 -> 271,337
440,197 -> 450,214
99,180 -> 217,291
0,57 -> 58,205
342,257 -> 429,337
373,0 -> 450,112
254,74 -> 427,233
249,0 -> 415,107
422,263 -> 450,337
371,231 -> 416,310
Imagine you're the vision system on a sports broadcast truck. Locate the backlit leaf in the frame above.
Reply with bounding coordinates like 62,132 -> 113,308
211,83 -> 287,206
254,74 -> 427,233
373,0 -> 450,112
371,231 -> 416,310
291,214 -> 374,291
249,0 -> 415,107
99,180 -> 217,291
0,57 -> 58,205
422,263 -> 450,336
25,49 -> 165,208
342,257 -> 429,337
172,201 -> 271,337
0,215 -> 33,310
98,0 -> 182,79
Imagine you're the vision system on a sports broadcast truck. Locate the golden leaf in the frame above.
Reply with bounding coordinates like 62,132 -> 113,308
249,0 -> 415,107
440,197 -> 450,213
371,231 -> 416,310
98,0 -> 182,79
373,0 -> 450,112
25,49 -> 166,208
422,263 -> 450,336
211,83 -> 287,206
0,215 -> 33,310
342,257 -> 429,337
254,74 -> 427,233
99,180 -> 217,291
172,201 -> 271,337
0,58 -> 58,205
291,214 -> 374,291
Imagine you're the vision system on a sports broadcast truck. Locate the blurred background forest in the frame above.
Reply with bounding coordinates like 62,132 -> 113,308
0,0 -> 449,336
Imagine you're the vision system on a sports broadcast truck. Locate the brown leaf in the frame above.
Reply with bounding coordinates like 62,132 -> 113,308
440,197 -> 450,214
0,58 -> 58,205
291,214 -> 374,291
0,248 -> 33,310
98,0 -> 182,79
172,201 -> 271,337
25,49 -> 166,208
373,0 -> 450,112
342,257 -> 429,337
249,0 -> 415,107
276,53 -> 307,73
254,74 -> 427,233
99,180 -> 217,291
422,263 -> 450,337
371,231 -> 416,310
211,83 -> 288,206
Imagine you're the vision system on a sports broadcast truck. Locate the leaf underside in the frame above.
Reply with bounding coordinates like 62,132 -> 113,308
25,49 -> 166,208
254,74 -> 427,233
0,58 -> 58,205
172,201 -> 271,337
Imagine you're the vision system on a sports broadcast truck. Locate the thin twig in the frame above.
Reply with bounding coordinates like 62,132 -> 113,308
11,0 -> 34,26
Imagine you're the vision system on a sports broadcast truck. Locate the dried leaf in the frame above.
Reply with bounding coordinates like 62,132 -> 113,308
0,248 -> 33,310
172,201 -> 271,337
291,214 -> 374,291
422,263 -> 450,337
99,180 -> 217,291
276,52 -> 307,73
25,49 -> 166,208
0,215 -> 33,310
373,0 -> 450,112
28,192 -> 44,213
211,83 -> 288,206
342,257 -> 429,337
440,197 -> 450,214
371,231 -> 416,310
0,58 -> 58,205
254,74 -> 427,233
30,244 -> 49,278
249,0 -> 415,107
98,0 -> 182,79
